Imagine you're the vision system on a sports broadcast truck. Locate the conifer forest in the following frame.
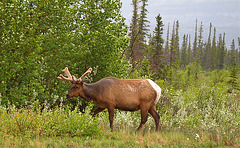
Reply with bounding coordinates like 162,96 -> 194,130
0,0 -> 239,147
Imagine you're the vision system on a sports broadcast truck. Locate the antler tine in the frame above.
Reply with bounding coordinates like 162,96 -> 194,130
77,68 -> 92,82
57,67 -> 73,82
63,67 -> 72,78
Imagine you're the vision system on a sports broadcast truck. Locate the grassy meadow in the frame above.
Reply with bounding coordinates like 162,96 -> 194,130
0,69 -> 240,147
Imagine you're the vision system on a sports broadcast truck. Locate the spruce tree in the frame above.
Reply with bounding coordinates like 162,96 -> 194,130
169,21 -> 180,68
150,14 -> 164,77
139,0 -> 150,40
128,0 -> 150,72
217,33 -> 225,69
187,35 -> 192,64
211,27 -> 217,70
180,34 -> 188,67
128,0 -> 140,71
164,23 -> 170,66
170,22 -> 176,68
197,22 -> 204,65
228,61 -> 239,93
175,20 -> 180,65
204,23 -> 212,69
193,19 -> 198,61
138,0 -> 150,65
229,39 -> 236,67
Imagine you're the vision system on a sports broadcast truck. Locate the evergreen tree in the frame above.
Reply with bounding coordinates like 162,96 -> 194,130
204,23 -> 212,69
180,34 -> 188,67
170,21 -> 176,68
193,19 -> 198,61
169,21 -> 180,68
128,0 -> 150,72
139,0 -> 150,40
128,0 -> 140,71
225,48 -> 230,68
197,22 -> 204,65
229,39 -> 236,67
150,14 -> 164,77
228,61 -> 239,93
217,33 -> 225,69
187,35 -> 192,64
207,23 -> 212,49
175,20 -> 180,65
137,0 -> 150,69
211,27 -> 217,70
164,23 -> 170,66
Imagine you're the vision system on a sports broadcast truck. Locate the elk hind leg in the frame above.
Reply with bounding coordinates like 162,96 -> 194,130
149,105 -> 160,131
108,107 -> 115,132
137,108 -> 149,131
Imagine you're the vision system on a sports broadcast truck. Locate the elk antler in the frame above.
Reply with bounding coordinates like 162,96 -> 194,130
57,67 -> 73,82
76,67 -> 92,82
57,67 -> 92,83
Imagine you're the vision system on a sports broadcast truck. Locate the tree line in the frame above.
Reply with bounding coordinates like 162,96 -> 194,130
125,0 -> 240,80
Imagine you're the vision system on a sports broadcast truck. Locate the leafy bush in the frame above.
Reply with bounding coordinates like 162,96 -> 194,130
0,104 -> 102,137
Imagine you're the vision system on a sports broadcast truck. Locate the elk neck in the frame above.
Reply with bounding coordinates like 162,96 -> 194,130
81,83 -> 98,102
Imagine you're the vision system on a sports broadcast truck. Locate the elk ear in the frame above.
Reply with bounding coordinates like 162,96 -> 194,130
82,79 -> 90,83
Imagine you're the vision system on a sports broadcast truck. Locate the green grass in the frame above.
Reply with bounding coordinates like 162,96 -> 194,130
1,128 -> 239,148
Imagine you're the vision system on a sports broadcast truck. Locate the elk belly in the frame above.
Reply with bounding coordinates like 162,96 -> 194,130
114,95 -> 141,111
116,103 -> 140,111
147,79 -> 161,104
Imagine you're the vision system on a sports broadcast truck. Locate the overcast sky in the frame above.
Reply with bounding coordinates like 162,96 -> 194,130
121,0 -> 240,48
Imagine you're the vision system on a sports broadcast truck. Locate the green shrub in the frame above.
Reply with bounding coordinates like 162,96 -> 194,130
159,82 -> 239,143
0,105 -> 102,138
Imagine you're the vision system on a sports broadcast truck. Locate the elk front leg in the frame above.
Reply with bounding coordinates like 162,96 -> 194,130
108,107 -> 115,132
92,107 -> 105,117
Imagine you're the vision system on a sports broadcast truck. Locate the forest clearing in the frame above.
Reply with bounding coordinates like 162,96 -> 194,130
0,0 -> 239,147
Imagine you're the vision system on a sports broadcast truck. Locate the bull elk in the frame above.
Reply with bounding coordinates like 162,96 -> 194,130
57,67 -> 161,132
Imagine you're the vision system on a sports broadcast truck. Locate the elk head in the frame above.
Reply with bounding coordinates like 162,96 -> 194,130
57,67 -> 92,99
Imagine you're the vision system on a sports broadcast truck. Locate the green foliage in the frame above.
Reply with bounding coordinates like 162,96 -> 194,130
156,65 -> 240,144
228,61 -> 239,92
0,105 -> 102,137
0,0 -> 130,108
